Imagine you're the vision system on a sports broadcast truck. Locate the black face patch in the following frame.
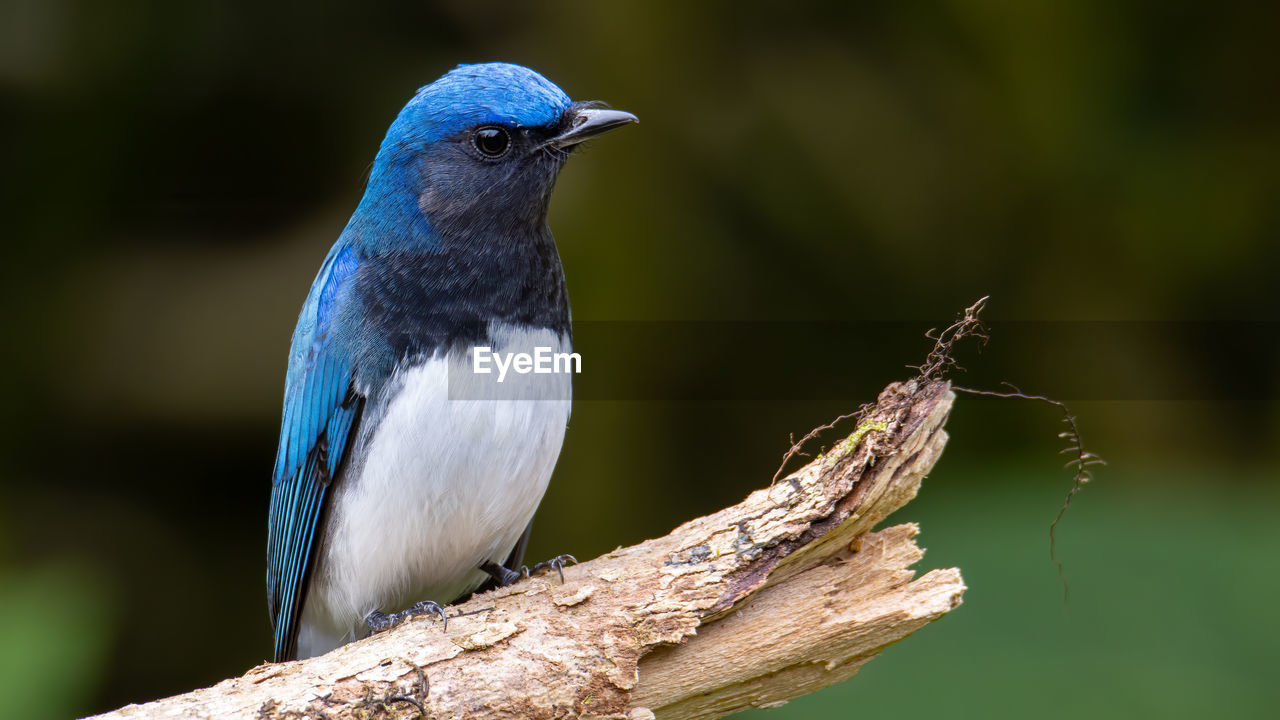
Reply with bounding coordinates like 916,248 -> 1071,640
415,124 -> 566,229
353,121 -> 572,373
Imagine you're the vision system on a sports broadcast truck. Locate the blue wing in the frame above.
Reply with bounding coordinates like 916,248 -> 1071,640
267,243 -> 363,662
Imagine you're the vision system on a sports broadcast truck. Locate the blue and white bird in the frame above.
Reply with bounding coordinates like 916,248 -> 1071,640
266,63 -> 636,661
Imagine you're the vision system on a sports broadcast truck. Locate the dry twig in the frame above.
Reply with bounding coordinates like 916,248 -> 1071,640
93,379 -> 961,720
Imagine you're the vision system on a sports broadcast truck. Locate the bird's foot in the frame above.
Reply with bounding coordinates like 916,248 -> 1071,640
529,554 -> 578,583
479,554 -> 578,587
366,600 -> 448,634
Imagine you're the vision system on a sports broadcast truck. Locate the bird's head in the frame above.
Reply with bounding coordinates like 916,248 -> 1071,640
360,62 -> 636,246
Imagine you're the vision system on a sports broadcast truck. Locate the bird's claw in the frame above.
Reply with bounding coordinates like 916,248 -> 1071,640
479,554 -> 578,587
529,554 -> 578,583
366,600 -> 448,634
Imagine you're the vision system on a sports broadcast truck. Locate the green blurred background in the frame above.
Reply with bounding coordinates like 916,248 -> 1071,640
1,1 -> 1277,718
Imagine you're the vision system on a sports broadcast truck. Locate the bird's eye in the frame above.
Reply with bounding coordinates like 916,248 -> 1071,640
472,127 -> 511,158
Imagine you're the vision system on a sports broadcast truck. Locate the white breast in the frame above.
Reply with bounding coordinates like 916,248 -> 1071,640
297,324 -> 572,658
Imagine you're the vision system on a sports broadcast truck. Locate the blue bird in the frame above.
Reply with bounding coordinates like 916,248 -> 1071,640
266,62 -> 636,661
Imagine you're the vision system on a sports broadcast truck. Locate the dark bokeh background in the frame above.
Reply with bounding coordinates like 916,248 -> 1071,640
2,2 -> 1278,718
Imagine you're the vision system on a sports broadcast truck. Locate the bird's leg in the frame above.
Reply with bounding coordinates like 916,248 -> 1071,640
479,554 -> 578,586
366,600 -> 448,634
479,560 -> 525,587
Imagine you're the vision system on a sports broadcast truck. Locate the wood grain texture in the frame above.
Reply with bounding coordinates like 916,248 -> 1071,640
92,379 -> 962,720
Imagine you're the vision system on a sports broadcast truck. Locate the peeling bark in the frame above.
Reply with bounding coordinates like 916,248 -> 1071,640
92,379 -> 963,720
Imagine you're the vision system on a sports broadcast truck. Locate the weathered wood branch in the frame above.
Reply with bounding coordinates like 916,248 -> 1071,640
94,379 -> 961,720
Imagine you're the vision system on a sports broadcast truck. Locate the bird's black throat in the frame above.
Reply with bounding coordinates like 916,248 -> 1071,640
350,124 -> 574,373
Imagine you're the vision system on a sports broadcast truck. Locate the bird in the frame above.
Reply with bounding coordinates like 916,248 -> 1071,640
265,62 -> 636,661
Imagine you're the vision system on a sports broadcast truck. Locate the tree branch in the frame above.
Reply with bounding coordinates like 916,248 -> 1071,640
94,379 -> 962,720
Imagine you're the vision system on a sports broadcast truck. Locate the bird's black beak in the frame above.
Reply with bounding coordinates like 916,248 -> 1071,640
545,105 -> 638,149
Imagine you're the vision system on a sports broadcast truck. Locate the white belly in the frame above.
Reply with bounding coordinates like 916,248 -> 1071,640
297,326 -> 572,658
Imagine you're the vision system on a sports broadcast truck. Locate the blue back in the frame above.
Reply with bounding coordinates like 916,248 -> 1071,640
266,243 -> 362,660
